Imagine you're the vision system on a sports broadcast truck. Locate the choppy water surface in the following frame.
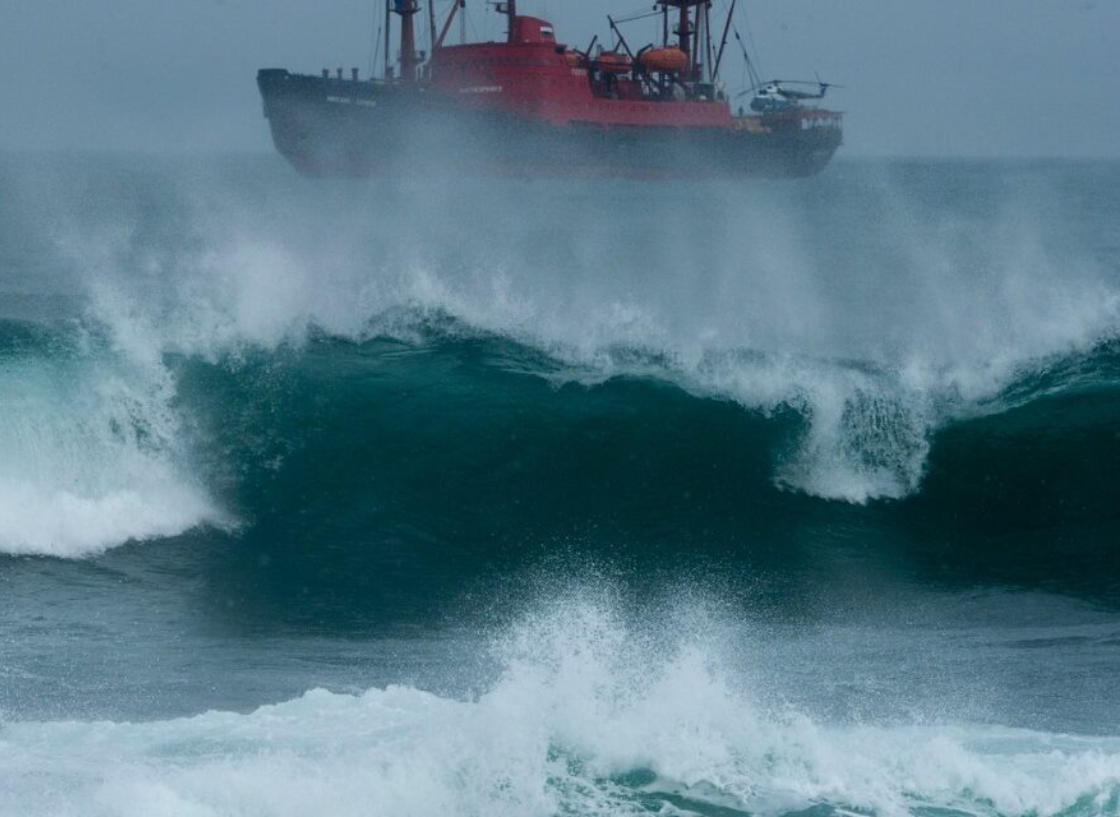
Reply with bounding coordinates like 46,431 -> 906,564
1,155 -> 1118,816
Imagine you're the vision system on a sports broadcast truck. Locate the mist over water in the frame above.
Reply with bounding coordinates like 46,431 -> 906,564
7,155 -> 1118,525
1,154 -> 1119,816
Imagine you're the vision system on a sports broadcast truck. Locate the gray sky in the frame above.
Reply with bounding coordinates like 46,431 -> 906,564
1,0 -> 1117,157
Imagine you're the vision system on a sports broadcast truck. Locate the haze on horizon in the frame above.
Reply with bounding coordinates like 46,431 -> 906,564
1,0 -> 1117,159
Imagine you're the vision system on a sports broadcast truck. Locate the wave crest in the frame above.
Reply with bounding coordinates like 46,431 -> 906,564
0,321 -> 224,557
3,596 -> 1118,817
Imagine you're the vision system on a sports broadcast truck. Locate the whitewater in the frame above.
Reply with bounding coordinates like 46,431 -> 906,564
1,154 -> 1119,816
5,596 -> 1120,817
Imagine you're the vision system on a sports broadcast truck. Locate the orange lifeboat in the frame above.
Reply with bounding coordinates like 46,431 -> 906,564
595,51 -> 633,74
638,47 -> 688,74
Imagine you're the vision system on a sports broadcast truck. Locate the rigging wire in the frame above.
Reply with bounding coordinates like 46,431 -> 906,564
368,1 -> 382,78
738,2 -> 764,81
462,0 -> 479,42
613,8 -> 661,25
732,26 -> 761,90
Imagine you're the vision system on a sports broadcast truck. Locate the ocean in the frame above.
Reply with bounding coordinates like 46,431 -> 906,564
0,154 -> 1118,816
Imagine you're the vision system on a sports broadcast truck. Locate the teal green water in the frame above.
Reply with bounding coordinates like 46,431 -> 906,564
0,155 -> 1118,816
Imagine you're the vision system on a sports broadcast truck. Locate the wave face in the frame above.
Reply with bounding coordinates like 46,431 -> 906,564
2,314 -> 1118,597
1,156 -> 1119,817
0,156 -> 1118,558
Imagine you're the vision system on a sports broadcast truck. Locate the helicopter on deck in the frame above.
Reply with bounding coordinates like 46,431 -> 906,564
745,79 -> 840,113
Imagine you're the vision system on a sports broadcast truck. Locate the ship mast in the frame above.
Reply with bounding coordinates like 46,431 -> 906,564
679,1 -> 692,76
428,0 -> 437,54
392,0 -> 421,82
658,0 -> 706,82
502,0 -> 518,42
384,0 -> 392,78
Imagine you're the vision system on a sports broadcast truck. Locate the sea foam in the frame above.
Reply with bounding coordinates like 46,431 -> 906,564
2,597 -> 1118,817
0,326 -> 223,557
2,159 -> 1113,562
63,166 -> 1117,506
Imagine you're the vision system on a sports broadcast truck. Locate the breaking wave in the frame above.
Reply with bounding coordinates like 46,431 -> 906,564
0,320 -> 224,557
0,157 -> 1117,558
2,595 -> 1118,817
1,311 -> 1117,562
2,157 -> 1120,817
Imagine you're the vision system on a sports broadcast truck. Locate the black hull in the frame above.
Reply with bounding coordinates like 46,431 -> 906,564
257,69 -> 843,180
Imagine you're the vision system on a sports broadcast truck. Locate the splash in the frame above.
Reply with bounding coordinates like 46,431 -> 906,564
55,162 -> 1115,505
0,322 -> 224,557
0,158 -> 1116,560
2,595 -> 1118,816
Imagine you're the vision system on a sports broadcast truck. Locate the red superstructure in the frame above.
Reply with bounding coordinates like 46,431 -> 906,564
429,14 -> 732,129
257,0 -> 843,178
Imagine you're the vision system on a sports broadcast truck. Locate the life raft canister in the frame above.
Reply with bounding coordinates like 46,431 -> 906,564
637,47 -> 689,73
595,51 -> 633,74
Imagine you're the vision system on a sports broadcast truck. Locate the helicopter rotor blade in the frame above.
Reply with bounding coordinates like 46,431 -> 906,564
735,79 -> 772,98
772,79 -> 814,85
734,76 -> 844,100
774,78 -> 846,89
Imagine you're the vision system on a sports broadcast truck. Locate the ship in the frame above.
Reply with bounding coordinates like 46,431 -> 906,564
257,0 -> 843,179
